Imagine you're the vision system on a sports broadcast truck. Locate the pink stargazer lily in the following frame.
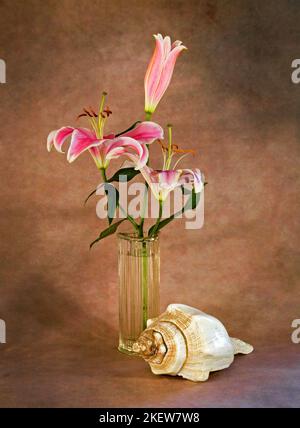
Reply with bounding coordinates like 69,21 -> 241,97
144,34 -> 187,115
47,121 -> 163,170
141,165 -> 204,202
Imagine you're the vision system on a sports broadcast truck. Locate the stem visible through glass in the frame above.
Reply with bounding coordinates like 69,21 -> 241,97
142,241 -> 149,329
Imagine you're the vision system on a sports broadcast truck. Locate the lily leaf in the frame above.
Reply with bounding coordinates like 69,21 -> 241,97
84,183 -> 119,225
148,215 -> 175,236
108,167 -> 140,183
183,188 -> 201,211
90,218 -> 126,249
84,187 -> 98,205
107,186 -> 119,225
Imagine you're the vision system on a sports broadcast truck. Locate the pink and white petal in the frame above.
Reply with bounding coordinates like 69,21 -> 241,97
103,133 -> 115,139
153,44 -> 187,104
163,35 -> 171,59
158,170 -> 181,189
54,126 -> 74,153
126,144 -> 149,169
140,166 -> 161,200
89,146 -> 103,169
67,128 -> 100,163
140,165 -> 154,186
171,40 -> 183,49
179,169 -> 204,193
122,121 -> 163,144
103,137 -> 148,169
47,129 -> 57,152
144,34 -> 164,110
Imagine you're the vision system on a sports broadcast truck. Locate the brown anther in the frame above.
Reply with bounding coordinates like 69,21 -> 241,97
172,147 -> 196,155
103,106 -> 112,117
89,106 -> 98,118
157,139 -> 195,155
77,113 -> 88,120
101,112 -> 106,119
83,108 -> 93,118
157,139 -> 168,152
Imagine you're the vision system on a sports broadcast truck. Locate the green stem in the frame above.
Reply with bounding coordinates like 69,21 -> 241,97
145,111 -> 152,121
149,200 -> 163,237
119,205 -> 140,232
101,168 -> 110,225
139,182 -> 149,238
101,167 -> 107,182
141,241 -> 148,330
165,124 -> 173,170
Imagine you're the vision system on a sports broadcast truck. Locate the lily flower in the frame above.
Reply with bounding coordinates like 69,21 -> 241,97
141,123 -> 204,201
141,165 -> 204,202
47,121 -> 163,170
144,34 -> 187,116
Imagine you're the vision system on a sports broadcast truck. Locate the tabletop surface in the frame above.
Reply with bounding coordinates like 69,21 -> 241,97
0,335 -> 299,408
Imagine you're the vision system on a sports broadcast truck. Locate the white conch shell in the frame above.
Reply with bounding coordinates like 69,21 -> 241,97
133,304 -> 254,382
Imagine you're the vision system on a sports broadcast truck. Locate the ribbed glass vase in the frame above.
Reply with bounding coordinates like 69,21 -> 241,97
117,232 -> 160,355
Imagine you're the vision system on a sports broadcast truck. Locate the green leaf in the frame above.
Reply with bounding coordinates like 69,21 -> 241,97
108,167 -> 140,183
148,215 -> 175,236
148,190 -> 202,236
90,219 -> 126,249
115,121 -> 142,137
107,186 -> 119,225
84,187 -> 98,205
181,185 -> 192,195
183,188 -> 201,211
84,183 -> 119,225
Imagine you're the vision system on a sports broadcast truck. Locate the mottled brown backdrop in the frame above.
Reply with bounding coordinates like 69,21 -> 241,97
0,0 -> 299,407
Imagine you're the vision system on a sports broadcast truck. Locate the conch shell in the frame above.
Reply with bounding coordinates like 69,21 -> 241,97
133,304 -> 253,382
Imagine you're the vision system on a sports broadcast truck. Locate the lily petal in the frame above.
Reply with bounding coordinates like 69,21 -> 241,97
67,128 -> 100,163
172,40 -> 183,49
140,165 -> 161,200
89,146 -> 103,169
141,166 -> 203,201
54,126 -> 74,153
179,169 -> 204,193
145,34 -> 186,113
158,170 -> 182,189
101,137 -> 149,169
163,35 -> 171,58
152,43 -> 187,105
47,129 -> 57,152
144,34 -> 164,112
122,121 -> 163,144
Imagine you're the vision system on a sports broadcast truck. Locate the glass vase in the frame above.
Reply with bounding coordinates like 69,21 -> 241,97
117,232 -> 160,355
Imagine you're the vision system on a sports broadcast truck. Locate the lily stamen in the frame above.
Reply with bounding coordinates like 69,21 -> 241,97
157,138 -> 196,170
89,107 -> 98,118
103,107 -> 112,117
172,146 -> 196,155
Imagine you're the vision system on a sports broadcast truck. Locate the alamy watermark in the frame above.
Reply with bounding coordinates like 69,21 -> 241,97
291,59 -> 300,84
0,319 -> 6,343
291,319 -> 300,344
0,59 -> 6,84
94,179 -> 205,230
